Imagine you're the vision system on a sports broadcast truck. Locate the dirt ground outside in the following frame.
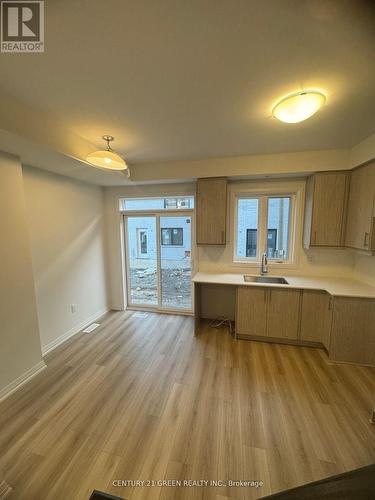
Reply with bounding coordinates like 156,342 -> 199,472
130,268 -> 192,309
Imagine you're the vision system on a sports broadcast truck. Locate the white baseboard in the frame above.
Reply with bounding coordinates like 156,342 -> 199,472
110,304 -> 125,311
41,307 -> 110,356
0,308 -> 110,403
0,360 -> 47,402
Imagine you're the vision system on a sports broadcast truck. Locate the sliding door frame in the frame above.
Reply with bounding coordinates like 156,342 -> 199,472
122,209 -> 195,315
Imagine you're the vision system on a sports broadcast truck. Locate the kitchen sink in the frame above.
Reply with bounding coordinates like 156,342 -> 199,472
243,275 -> 289,285
243,275 -> 258,282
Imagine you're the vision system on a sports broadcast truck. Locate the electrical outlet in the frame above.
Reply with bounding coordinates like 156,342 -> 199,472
70,304 -> 77,313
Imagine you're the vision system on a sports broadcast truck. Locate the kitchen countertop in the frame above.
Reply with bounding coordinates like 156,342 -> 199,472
192,272 -> 375,299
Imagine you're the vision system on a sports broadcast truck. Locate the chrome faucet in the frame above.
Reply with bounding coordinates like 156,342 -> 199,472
261,252 -> 268,275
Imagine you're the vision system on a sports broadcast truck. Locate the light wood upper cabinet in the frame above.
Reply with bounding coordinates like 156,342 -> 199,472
330,296 -> 375,366
303,172 -> 350,248
266,289 -> 300,340
345,161 -> 375,252
236,287 -> 267,336
300,290 -> 332,349
196,177 -> 227,245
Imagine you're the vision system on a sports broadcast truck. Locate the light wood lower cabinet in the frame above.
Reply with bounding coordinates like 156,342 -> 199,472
330,296 -> 375,366
236,287 -> 300,340
232,285 -> 375,367
266,289 -> 301,339
300,290 -> 332,348
236,287 -> 267,336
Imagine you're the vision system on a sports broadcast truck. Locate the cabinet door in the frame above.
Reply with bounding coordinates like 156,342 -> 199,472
236,287 -> 267,336
345,162 -> 375,251
310,172 -> 349,246
266,289 -> 300,339
300,290 -> 332,348
330,297 -> 375,365
196,177 -> 227,245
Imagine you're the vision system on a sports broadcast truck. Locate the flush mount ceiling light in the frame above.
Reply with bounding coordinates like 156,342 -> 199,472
272,90 -> 326,123
86,135 -> 129,173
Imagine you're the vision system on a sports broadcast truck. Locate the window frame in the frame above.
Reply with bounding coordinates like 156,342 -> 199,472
161,227 -> 184,246
246,228 -> 258,257
120,196 -> 194,212
266,228 -> 278,256
137,228 -> 148,257
231,184 -> 301,268
265,195 -> 292,260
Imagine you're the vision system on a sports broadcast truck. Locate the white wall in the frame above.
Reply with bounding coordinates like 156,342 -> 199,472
137,131 -> 371,184
23,166 -> 108,352
130,149 -> 351,182
0,153 -> 43,395
353,254 -> 375,287
350,131 -> 375,169
198,244 -> 354,277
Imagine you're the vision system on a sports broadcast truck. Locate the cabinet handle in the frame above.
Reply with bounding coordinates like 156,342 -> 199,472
364,232 -> 370,247
264,290 -> 267,302
221,230 -> 225,243
328,297 -> 333,310
268,290 -> 272,303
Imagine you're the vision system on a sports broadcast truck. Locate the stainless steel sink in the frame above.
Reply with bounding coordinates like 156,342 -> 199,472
255,276 -> 289,284
243,275 -> 289,285
243,275 -> 257,282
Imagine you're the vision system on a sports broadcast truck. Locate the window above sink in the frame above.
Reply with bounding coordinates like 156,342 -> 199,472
235,195 -> 293,262
230,182 -> 302,269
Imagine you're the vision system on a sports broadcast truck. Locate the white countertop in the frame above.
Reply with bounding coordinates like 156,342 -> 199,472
192,272 -> 375,299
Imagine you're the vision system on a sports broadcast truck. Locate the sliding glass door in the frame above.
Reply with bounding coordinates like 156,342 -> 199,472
160,215 -> 192,310
124,213 -> 193,312
125,216 -> 158,306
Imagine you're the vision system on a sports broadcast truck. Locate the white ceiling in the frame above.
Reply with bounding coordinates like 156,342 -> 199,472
0,0 -> 374,177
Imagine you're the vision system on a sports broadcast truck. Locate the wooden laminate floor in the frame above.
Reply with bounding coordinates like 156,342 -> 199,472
1,311 -> 375,500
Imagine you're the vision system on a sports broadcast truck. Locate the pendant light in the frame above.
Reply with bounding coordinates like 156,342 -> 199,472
272,90 -> 326,123
86,135 -> 129,173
